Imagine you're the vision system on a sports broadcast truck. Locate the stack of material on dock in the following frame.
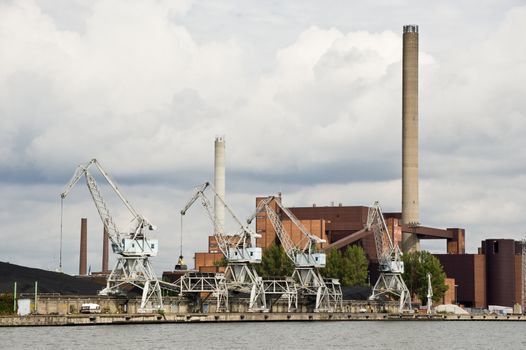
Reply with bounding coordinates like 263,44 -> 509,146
435,304 -> 469,315
342,286 -> 372,300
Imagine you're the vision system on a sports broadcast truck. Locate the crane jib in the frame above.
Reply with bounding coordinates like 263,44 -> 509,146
181,181 -> 262,264
61,159 -> 158,256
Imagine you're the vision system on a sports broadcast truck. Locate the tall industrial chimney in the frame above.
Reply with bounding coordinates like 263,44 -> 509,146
214,136 -> 226,235
79,218 -> 87,275
102,225 -> 109,273
401,24 -> 421,252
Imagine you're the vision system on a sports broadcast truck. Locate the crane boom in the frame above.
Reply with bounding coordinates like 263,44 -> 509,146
181,182 -> 261,263
180,182 -> 210,216
262,198 -> 297,262
249,196 -> 339,312
84,171 -> 121,248
367,201 -> 403,273
61,158 -> 157,256
275,202 -> 325,244
62,159 -> 140,217
251,196 -> 325,267
61,159 -> 96,198
180,182 -> 266,311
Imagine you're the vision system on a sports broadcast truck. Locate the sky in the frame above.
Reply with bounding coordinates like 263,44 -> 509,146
0,0 -> 525,275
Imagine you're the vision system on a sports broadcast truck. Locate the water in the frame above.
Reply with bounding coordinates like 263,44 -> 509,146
1,321 -> 525,349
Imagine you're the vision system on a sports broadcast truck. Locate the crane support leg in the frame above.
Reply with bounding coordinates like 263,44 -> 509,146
369,272 -> 411,313
178,272 -> 229,312
99,257 -> 163,312
293,268 -> 332,312
224,264 -> 267,312
262,278 -> 298,312
324,278 -> 343,312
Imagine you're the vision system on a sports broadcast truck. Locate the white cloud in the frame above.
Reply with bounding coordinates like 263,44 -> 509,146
0,0 -> 247,175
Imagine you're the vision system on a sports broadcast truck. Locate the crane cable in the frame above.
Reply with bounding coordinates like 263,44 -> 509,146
180,214 -> 183,257
178,214 -> 184,266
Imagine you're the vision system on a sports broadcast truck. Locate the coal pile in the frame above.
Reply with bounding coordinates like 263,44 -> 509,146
342,285 -> 372,300
0,261 -> 103,295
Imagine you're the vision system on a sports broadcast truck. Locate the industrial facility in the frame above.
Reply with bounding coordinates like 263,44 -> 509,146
65,24 -> 526,315
183,24 -> 526,313
2,24 -> 525,321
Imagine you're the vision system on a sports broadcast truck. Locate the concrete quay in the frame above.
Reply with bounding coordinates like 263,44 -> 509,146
1,312 -> 526,327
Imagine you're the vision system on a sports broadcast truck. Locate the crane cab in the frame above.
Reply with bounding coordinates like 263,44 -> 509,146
311,252 -> 326,267
295,252 -> 326,268
122,238 -> 159,256
226,247 -> 262,263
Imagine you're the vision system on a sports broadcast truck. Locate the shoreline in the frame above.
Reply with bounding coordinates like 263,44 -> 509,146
1,312 -> 525,327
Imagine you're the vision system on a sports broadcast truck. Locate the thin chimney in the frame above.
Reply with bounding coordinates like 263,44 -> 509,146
214,136 -> 226,235
79,218 -> 87,275
102,225 -> 109,273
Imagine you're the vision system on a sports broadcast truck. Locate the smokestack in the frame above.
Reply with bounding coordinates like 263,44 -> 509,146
402,24 -> 420,252
79,218 -> 87,275
102,225 -> 109,273
214,136 -> 226,235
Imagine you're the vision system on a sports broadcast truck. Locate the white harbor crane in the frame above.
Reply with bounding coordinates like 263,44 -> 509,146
180,182 -> 267,311
250,196 -> 342,312
60,158 -> 162,311
366,201 -> 411,313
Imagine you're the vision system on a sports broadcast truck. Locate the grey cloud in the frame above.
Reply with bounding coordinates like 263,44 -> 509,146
37,0 -> 93,33
1,1 -> 526,274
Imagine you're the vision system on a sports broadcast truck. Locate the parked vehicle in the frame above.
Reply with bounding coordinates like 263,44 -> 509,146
80,303 -> 101,314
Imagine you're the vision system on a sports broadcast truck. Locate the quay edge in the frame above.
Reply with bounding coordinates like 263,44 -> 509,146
1,312 -> 526,327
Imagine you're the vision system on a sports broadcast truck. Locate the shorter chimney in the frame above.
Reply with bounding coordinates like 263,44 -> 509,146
79,218 -> 87,275
214,136 -> 226,235
102,226 -> 109,273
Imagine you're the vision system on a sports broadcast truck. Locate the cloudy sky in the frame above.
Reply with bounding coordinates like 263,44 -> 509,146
1,0 -> 525,275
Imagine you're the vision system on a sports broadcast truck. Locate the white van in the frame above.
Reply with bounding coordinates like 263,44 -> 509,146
80,303 -> 101,314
